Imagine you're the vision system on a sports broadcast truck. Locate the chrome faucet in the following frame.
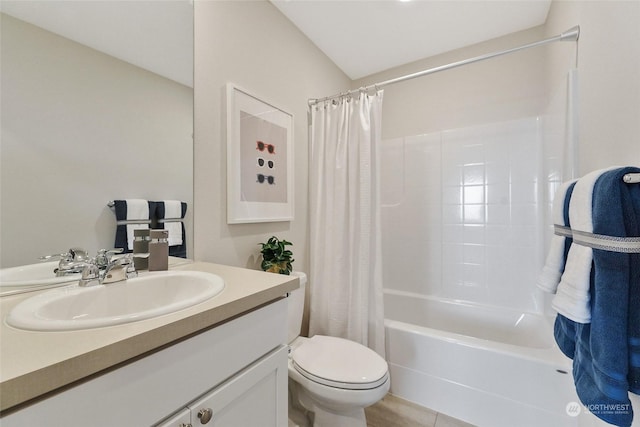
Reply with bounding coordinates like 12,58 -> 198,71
95,248 -> 124,269
40,247 -> 91,277
78,252 -> 137,287
78,261 -> 101,287
102,253 -> 137,284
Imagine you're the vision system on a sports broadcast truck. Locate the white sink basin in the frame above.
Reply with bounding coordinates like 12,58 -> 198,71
0,261 -> 80,288
6,271 -> 225,331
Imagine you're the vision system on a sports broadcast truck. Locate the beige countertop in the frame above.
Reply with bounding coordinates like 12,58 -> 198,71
0,262 -> 299,413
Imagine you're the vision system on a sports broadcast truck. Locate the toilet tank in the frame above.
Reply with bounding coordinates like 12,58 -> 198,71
287,271 -> 307,344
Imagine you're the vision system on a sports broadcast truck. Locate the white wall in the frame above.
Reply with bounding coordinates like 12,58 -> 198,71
544,0 -> 640,175
354,1 -> 639,174
193,0 -> 350,277
352,26 -> 550,139
0,14 -> 193,268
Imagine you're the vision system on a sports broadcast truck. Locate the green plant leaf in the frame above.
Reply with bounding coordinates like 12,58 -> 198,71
258,236 -> 294,275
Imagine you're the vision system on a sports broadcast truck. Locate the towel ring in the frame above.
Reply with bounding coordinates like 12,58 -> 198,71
623,173 -> 640,184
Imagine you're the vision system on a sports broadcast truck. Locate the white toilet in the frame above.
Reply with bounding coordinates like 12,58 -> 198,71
287,272 -> 390,427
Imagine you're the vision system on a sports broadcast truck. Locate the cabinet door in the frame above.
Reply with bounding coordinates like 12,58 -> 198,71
156,408 -> 191,427
189,345 -> 288,427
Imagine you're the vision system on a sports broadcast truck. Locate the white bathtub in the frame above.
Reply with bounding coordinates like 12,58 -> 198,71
383,290 -> 584,427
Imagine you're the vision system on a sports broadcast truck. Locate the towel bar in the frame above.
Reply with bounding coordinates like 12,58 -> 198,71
623,173 -> 640,184
107,201 -> 115,208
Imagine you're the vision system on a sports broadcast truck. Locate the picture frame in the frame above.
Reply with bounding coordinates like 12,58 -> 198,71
226,83 -> 294,224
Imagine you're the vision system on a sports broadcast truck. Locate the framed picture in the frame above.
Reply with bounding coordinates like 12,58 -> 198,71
226,84 -> 294,224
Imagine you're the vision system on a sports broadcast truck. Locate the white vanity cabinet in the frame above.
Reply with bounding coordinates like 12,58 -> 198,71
159,408 -> 192,426
157,345 -> 287,427
1,298 -> 289,427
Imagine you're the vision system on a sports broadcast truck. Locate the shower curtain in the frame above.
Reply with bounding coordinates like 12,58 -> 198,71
308,91 -> 385,357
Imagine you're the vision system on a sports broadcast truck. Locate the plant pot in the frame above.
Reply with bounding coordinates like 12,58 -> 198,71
265,261 -> 291,274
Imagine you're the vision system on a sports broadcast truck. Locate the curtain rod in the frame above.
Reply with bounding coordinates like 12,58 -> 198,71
308,25 -> 580,106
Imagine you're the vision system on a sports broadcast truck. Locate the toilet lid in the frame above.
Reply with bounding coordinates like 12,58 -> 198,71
291,335 -> 389,390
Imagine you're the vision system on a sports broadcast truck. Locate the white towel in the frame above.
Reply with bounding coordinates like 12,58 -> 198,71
126,199 -> 149,251
537,179 -> 577,293
552,167 -> 619,323
163,200 -> 183,247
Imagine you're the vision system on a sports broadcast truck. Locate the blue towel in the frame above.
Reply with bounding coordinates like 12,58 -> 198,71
113,200 -> 158,253
554,166 -> 640,427
153,201 -> 187,258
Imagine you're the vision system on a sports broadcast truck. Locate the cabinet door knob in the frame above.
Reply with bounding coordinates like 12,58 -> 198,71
197,408 -> 213,424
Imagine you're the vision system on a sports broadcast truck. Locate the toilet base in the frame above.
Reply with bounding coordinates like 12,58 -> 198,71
289,378 -> 369,427
311,406 -> 367,427
288,379 -> 311,427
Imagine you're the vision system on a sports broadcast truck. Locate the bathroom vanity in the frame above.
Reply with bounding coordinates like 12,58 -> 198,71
0,262 -> 298,426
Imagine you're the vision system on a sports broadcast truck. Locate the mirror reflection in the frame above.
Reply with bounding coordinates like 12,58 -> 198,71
0,1 -> 194,276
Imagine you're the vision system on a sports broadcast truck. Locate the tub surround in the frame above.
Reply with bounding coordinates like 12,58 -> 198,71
0,261 -> 299,413
380,117 -> 545,312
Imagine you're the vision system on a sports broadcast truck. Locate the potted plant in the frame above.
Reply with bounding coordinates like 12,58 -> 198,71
259,236 -> 294,275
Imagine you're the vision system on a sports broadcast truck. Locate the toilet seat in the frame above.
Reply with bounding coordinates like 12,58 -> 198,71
291,335 -> 388,391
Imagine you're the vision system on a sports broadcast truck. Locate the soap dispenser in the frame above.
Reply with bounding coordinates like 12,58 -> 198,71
148,229 -> 169,271
133,229 -> 150,270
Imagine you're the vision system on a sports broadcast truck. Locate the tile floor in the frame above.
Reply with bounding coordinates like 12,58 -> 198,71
365,394 -> 476,427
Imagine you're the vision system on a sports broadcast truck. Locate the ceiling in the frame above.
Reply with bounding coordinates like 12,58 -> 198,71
1,0 -> 552,86
0,0 -> 193,88
271,0 -> 552,80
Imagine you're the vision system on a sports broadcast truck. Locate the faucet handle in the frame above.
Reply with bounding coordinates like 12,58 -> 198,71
95,248 -> 124,268
38,253 -> 70,262
44,248 -> 91,276
120,253 -> 138,279
101,253 -> 137,284
78,259 -> 101,287
39,247 -> 89,263
68,247 -> 90,262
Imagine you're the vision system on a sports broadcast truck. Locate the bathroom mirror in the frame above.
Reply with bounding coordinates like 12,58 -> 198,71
0,1 -> 194,271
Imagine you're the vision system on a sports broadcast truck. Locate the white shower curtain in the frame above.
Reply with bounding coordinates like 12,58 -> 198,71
308,90 -> 385,357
